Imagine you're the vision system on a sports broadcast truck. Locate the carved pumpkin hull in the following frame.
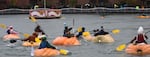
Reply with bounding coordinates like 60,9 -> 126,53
137,16 -> 150,19
22,41 -> 40,47
34,48 -> 60,57
92,34 -> 114,43
125,43 -> 150,55
52,37 -> 80,46
3,34 -> 20,41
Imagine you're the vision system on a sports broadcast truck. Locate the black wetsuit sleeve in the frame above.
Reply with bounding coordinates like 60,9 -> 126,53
145,35 -> 148,39
94,33 -> 98,36
130,37 -> 136,43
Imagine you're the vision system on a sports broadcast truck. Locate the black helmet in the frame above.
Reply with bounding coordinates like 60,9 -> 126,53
101,26 -> 103,28
65,26 -> 68,29
82,27 -> 85,31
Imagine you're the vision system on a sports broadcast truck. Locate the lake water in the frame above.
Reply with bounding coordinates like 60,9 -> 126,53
0,14 -> 150,57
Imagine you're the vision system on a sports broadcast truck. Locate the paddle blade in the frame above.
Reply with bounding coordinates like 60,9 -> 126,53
59,49 -> 71,55
31,46 -> 34,56
82,31 -> 90,37
0,24 -> 7,29
23,33 -> 30,38
30,16 -> 37,22
116,44 -> 126,51
112,29 -> 120,34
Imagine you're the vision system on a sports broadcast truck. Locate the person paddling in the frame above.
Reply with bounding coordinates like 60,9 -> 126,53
76,27 -> 85,38
22,32 -> 38,42
7,26 -> 18,34
38,35 -> 56,49
63,26 -> 74,38
130,26 -> 148,44
34,25 -> 43,33
94,26 -> 109,36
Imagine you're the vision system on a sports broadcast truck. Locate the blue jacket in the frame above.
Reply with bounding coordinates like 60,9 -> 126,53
39,38 -> 56,49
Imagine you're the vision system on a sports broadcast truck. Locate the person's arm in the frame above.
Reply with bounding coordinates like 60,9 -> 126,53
68,27 -> 72,31
94,33 -> 98,36
76,32 -> 82,37
22,37 -> 30,41
10,29 -> 18,34
22,38 -> 28,41
145,35 -> 148,39
130,37 -> 136,43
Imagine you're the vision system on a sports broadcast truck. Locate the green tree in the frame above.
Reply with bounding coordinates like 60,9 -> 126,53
10,0 -> 17,8
69,0 -> 77,7
120,0 -> 140,6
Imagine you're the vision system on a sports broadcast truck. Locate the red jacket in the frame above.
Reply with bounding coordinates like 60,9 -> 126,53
131,34 -> 148,43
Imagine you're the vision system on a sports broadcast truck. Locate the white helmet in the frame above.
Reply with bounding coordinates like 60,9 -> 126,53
8,26 -> 13,29
137,26 -> 144,34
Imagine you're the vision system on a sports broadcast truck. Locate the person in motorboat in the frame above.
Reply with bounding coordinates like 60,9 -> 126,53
7,26 -> 18,34
63,26 -> 74,38
39,35 -> 56,49
130,26 -> 148,44
94,26 -> 109,36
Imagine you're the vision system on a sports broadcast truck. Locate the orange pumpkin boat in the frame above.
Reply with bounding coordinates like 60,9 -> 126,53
34,48 -> 60,57
52,37 -> 80,46
22,41 -> 40,47
2,34 -> 20,41
92,34 -> 114,43
82,32 -> 94,41
125,43 -> 150,55
137,15 -> 150,19
82,32 -> 114,43
22,38 -> 41,47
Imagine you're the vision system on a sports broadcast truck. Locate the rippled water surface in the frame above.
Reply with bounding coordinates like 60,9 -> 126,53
0,14 -> 150,57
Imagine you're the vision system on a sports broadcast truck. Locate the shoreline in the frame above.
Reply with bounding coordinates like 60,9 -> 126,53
0,7 -> 150,15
